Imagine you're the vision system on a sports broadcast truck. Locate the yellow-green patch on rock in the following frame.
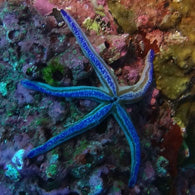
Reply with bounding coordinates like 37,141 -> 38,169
108,1 -> 137,34
154,45 -> 194,100
174,101 -> 195,128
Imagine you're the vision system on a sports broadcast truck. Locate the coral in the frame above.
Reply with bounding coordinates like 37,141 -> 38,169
174,101 -> 195,129
48,101 -> 68,124
108,1 -> 137,34
50,0 -> 96,24
83,17 -> 101,34
136,15 -> 149,28
150,88 -> 159,108
170,0 -> 195,43
159,11 -> 181,30
0,82 -> 7,96
88,167 -> 109,195
11,149 -> 25,170
120,0 -> 170,31
153,45 -> 193,100
15,82 -> 34,106
98,34 -> 129,64
155,156 -> 169,177
4,149 -> 25,182
143,161 -> 155,181
60,46 -> 90,84
146,30 -> 164,49
5,164 -> 21,182
33,0 -> 55,16
46,164 -> 57,179
42,56 -> 65,85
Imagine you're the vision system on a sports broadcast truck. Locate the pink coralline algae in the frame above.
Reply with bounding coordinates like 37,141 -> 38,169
33,0 -> 55,16
150,88 -> 159,108
119,58 -> 146,85
136,15 -> 149,28
49,0 -> 96,23
93,34 -> 129,64
146,30 -> 164,49
123,66 -> 139,85
97,0 -> 106,6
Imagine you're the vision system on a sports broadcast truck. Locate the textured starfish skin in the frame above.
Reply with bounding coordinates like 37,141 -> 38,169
21,9 -> 154,187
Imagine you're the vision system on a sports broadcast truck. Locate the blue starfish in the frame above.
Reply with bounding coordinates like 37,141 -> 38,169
21,9 -> 154,187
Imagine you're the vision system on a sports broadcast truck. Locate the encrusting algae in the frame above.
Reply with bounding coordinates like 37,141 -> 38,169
154,43 -> 194,100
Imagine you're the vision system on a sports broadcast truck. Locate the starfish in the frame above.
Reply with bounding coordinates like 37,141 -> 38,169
21,9 -> 154,187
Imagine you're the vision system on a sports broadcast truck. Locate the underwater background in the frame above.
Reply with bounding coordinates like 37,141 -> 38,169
0,0 -> 194,194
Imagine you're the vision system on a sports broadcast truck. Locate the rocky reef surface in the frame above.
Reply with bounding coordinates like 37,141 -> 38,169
0,0 -> 194,194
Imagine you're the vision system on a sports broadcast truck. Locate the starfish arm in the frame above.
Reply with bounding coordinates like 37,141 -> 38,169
119,50 -> 154,103
112,104 -> 140,187
21,79 -> 113,102
60,9 -> 118,96
27,103 -> 113,158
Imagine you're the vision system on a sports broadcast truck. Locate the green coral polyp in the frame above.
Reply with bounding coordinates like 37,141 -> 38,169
42,57 -> 64,85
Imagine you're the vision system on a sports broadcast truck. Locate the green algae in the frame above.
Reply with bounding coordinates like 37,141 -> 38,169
159,11 -> 181,30
73,140 -> 89,158
95,6 -> 106,17
35,117 -> 50,126
83,17 -> 101,34
108,1 -> 137,34
176,46 -> 195,69
46,164 -> 58,178
154,44 -> 194,100
62,139 -> 89,166
42,56 -> 64,85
